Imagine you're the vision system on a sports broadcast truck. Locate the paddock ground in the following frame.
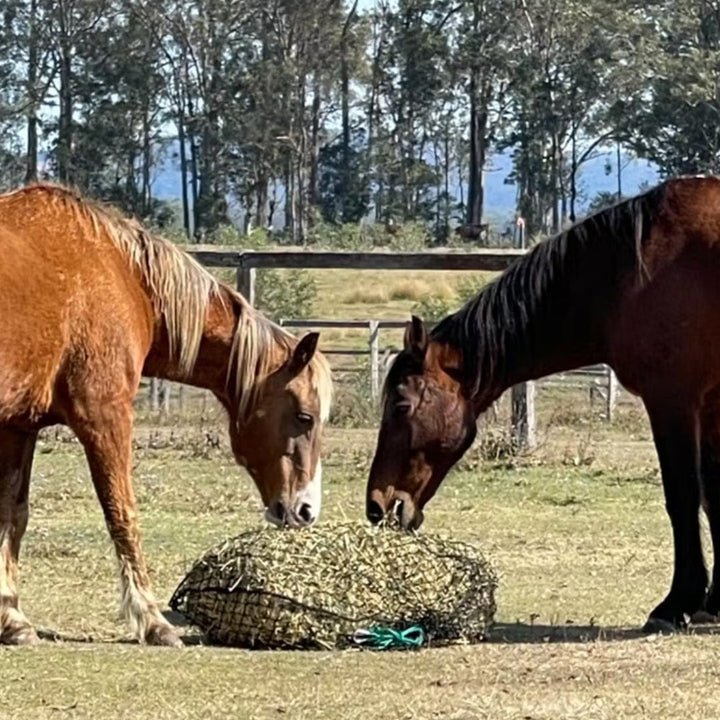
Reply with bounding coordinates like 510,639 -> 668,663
3,393 -> 720,720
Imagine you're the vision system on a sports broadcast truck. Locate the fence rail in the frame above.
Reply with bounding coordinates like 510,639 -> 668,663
183,247 -> 526,306
157,246 -> 612,447
279,318 -> 620,423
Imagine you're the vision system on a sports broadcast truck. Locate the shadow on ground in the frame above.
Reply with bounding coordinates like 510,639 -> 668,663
487,620 -> 720,644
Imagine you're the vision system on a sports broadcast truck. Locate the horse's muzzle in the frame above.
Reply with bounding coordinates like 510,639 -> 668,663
265,500 -> 316,528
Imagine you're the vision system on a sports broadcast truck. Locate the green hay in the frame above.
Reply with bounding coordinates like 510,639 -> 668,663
170,522 -> 497,649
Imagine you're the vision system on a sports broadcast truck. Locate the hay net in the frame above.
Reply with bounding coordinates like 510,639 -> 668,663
170,522 -> 497,649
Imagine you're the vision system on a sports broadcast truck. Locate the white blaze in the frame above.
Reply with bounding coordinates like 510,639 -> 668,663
296,459 -> 322,524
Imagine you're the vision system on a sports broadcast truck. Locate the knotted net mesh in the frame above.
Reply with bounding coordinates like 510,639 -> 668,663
170,523 -> 497,649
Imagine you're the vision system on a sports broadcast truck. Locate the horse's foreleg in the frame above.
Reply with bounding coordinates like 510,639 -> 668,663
0,428 -> 37,645
644,402 -> 706,632
697,440 -> 720,618
695,404 -> 720,618
75,405 -> 182,647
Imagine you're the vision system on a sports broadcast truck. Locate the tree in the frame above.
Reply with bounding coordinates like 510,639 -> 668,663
617,1 -> 720,177
453,0 -> 515,231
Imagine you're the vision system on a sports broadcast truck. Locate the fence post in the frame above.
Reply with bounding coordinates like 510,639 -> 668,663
369,320 -> 380,400
511,381 -> 536,451
236,266 -> 256,305
160,380 -> 170,416
607,367 -> 619,422
150,377 -> 159,412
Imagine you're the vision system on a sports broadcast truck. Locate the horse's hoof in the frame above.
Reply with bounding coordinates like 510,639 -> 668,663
0,624 -> 40,646
691,609 -> 719,624
145,623 -> 183,648
642,616 -> 683,635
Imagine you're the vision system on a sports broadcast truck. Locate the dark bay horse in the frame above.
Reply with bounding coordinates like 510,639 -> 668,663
367,175 -> 720,632
0,184 -> 332,646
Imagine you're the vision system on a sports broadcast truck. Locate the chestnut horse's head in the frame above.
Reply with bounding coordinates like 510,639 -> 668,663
227,322 -> 332,529
366,316 -> 477,530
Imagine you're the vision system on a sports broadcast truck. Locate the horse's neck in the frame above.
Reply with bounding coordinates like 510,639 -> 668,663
472,243 -> 619,411
142,288 -> 238,403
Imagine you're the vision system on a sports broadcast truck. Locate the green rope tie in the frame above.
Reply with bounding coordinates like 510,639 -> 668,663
352,625 -> 425,650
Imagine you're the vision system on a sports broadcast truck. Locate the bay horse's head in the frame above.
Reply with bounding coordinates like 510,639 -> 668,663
226,320 -> 332,529
366,316 -> 477,530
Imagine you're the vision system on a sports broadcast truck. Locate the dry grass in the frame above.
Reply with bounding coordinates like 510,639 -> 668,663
4,399 -> 720,719
386,278 -> 457,302
343,286 -> 390,304
309,269 -> 490,352
388,279 -> 431,301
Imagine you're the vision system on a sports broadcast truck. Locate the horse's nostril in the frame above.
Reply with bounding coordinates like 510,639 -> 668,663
298,503 -> 314,524
271,501 -> 286,521
366,500 -> 385,525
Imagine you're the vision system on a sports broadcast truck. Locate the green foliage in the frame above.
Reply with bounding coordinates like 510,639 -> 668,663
328,370 -> 378,428
411,275 -> 486,322
255,270 -> 317,323
318,137 -> 371,224
411,295 -> 455,323
206,225 -> 271,250
456,276 -> 484,307
305,219 -> 429,251
586,191 -> 622,214
0,0 -> 711,245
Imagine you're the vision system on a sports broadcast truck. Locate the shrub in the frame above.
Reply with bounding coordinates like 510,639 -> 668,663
455,276 -> 486,307
305,219 -> 432,251
411,295 -> 455,323
207,225 -> 271,249
329,370 -> 379,429
255,269 -> 317,322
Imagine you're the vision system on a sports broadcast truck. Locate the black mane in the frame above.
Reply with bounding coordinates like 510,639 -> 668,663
430,184 -> 666,398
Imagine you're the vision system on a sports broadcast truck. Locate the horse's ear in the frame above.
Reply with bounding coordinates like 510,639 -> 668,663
427,342 -> 464,385
404,315 -> 428,358
288,332 -> 319,375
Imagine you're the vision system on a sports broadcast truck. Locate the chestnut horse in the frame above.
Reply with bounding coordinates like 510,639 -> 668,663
368,175 -> 720,633
0,184 -> 332,646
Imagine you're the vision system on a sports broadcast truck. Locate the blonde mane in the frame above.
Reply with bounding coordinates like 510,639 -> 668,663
10,184 -> 332,422
229,298 -> 333,423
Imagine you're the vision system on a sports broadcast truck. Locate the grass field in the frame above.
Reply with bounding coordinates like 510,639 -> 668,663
260,267 -> 493,352
4,266 -> 720,720
3,399 -> 720,720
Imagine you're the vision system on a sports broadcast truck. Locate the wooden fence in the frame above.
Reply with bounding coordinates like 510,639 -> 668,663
279,318 -> 620,423
152,246 -> 616,449
183,247 -> 526,306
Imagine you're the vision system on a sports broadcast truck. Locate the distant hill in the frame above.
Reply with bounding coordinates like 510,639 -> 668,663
149,143 -> 659,228
483,150 -> 659,226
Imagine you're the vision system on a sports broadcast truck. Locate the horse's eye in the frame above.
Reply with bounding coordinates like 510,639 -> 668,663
395,402 -> 412,416
296,412 -> 314,426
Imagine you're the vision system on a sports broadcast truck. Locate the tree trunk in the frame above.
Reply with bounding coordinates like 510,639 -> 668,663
57,35 -> 73,183
141,109 -> 151,217
25,0 -> 39,183
550,129 -> 560,233
177,107 -> 191,237
340,47 -> 351,222
339,0 -> 358,222
187,89 -> 200,238
570,117 -> 577,222
285,156 -> 296,240
254,174 -> 268,229
444,122 -> 450,233
433,137 -> 441,240
308,76 -> 321,215
467,71 -> 487,227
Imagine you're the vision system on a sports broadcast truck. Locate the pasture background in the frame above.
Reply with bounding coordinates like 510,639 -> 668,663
3,268 -> 720,720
